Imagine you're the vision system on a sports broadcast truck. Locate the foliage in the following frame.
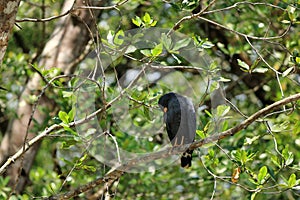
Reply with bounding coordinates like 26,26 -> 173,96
0,0 -> 300,199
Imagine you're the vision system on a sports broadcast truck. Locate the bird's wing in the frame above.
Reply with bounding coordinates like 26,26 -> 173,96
166,97 -> 181,144
177,96 -> 196,144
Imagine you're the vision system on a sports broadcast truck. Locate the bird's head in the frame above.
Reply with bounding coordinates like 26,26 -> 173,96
158,92 -> 176,111
158,92 -> 177,122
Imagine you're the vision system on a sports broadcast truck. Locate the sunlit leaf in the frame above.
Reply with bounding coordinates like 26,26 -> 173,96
252,67 -> 268,73
237,59 -> 250,71
62,91 -> 73,98
196,130 -> 206,139
209,81 -> 219,93
282,67 -> 294,77
58,111 -> 69,124
151,43 -> 163,56
68,108 -> 75,122
172,38 -> 191,51
257,166 -> 268,184
114,30 -> 125,45
140,49 -> 152,57
216,105 -> 230,117
282,146 -> 294,166
132,16 -> 142,27
143,12 -> 151,24
288,173 -> 296,187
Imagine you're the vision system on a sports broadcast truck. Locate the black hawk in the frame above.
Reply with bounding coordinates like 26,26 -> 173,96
158,92 -> 196,168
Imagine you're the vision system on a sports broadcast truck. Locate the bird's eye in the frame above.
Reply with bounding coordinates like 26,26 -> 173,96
163,107 -> 168,113
158,105 -> 164,111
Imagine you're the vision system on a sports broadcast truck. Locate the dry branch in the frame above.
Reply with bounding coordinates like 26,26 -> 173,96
1,93 -> 297,199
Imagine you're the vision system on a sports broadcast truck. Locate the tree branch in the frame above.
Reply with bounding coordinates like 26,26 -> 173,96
45,92 -> 300,199
15,0 -> 129,23
191,93 -> 300,148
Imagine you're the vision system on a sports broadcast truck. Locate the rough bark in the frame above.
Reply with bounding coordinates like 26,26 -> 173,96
0,0 -> 21,64
0,0 -> 104,193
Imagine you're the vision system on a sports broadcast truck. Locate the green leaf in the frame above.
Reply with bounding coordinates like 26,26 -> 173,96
282,146 -> 294,166
125,45 -> 137,54
143,106 -> 151,121
216,105 -> 230,117
231,149 -> 256,166
68,108 -> 75,122
217,77 -> 231,82
161,33 -> 172,51
58,111 -> 69,124
150,20 -> 157,27
282,67 -> 294,77
288,174 -> 296,187
281,20 -> 291,24
204,110 -> 213,118
237,59 -> 250,71
251,192 -> 258,200
295,57 -> 300,64
171,54 -> 181,63
62,91 -> 73,98
257,166 -> 268,184
172,38 -> 191,51
270,121 -> 289,132
209,81 -> 219,93
114,29 -> 125,45
143,12 -> 151,24
82,165 -> 96,172
244,136 -> 260,145
151,43 -> 163,57
271,155 -> 281,168
252,67 -> 268,73
201,41 -> 214,49
196,130 -> 206,139
140,49 -> 152,57
209,61 -> 218,70
132,16 -> 142,27
62,125 -> 78,135
287,5 -> 297,22
61,139 -> 77,149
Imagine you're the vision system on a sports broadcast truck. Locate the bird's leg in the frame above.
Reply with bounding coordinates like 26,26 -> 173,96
173,137 -> 178,146
173,136 -> 184,146
170,137 -> 179,154
180,136 -> 184,146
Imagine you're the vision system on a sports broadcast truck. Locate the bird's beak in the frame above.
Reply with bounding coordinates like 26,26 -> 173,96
163,107 -> 167,122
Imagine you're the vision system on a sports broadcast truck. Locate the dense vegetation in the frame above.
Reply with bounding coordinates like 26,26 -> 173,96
0,0 -> 299,199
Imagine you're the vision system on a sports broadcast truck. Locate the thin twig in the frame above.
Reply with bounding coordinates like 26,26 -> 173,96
202,2 -> 285,15
75,0 -> 129,10
0,65 -> 148,175
167,0 -> 216,35
16,0 -> 129,23
32,93 -> 300,199
197,16 -> 292,41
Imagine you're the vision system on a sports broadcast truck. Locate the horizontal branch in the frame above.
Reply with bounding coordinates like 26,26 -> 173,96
202,2 -> 285,15
46,92 -> 300,199
191,92 -> 300,148
16,0 -> 129,23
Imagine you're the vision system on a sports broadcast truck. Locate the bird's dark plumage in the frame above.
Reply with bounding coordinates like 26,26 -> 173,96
158,92 -> 196,168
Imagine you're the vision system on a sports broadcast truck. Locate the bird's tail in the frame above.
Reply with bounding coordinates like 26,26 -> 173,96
181,149 -> 193,168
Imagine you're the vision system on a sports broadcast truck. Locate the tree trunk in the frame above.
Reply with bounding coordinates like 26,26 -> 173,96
0,0 -> 21,64
0,0 -> 104,193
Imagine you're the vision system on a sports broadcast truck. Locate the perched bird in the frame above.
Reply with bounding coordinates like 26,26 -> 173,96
158,92 -> 196,168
